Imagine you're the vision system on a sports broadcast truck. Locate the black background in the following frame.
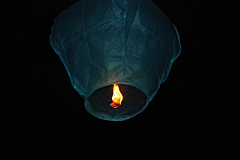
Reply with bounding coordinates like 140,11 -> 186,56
3,0 -> 239,159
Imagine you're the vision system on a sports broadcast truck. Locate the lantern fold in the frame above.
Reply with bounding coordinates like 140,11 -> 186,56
49,0 -> 181,121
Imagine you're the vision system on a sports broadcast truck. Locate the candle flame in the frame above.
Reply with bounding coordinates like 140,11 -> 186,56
110,84 -> 123,108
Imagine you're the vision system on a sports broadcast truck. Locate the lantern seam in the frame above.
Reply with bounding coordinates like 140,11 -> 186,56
83,0 -> 101,87
121,0 -> 128,83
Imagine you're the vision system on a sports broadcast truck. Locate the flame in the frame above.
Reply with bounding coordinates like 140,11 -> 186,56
110,84 -> 123,108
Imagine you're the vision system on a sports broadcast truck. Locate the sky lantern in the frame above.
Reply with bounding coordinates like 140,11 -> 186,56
49,0 -> 182,121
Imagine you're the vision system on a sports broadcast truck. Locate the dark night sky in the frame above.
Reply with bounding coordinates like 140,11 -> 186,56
3,0 -> 239,159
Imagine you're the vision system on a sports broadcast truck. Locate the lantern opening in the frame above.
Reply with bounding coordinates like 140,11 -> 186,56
85,84 -> 148,121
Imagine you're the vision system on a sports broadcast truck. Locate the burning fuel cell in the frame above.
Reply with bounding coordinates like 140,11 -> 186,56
110,84 -> 123,108
49,0 -> 181,121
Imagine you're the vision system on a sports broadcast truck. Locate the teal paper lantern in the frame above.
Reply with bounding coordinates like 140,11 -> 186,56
49,0 -> 181,121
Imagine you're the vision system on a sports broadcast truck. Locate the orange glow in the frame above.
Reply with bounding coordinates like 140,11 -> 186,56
110,84 -> 123,108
